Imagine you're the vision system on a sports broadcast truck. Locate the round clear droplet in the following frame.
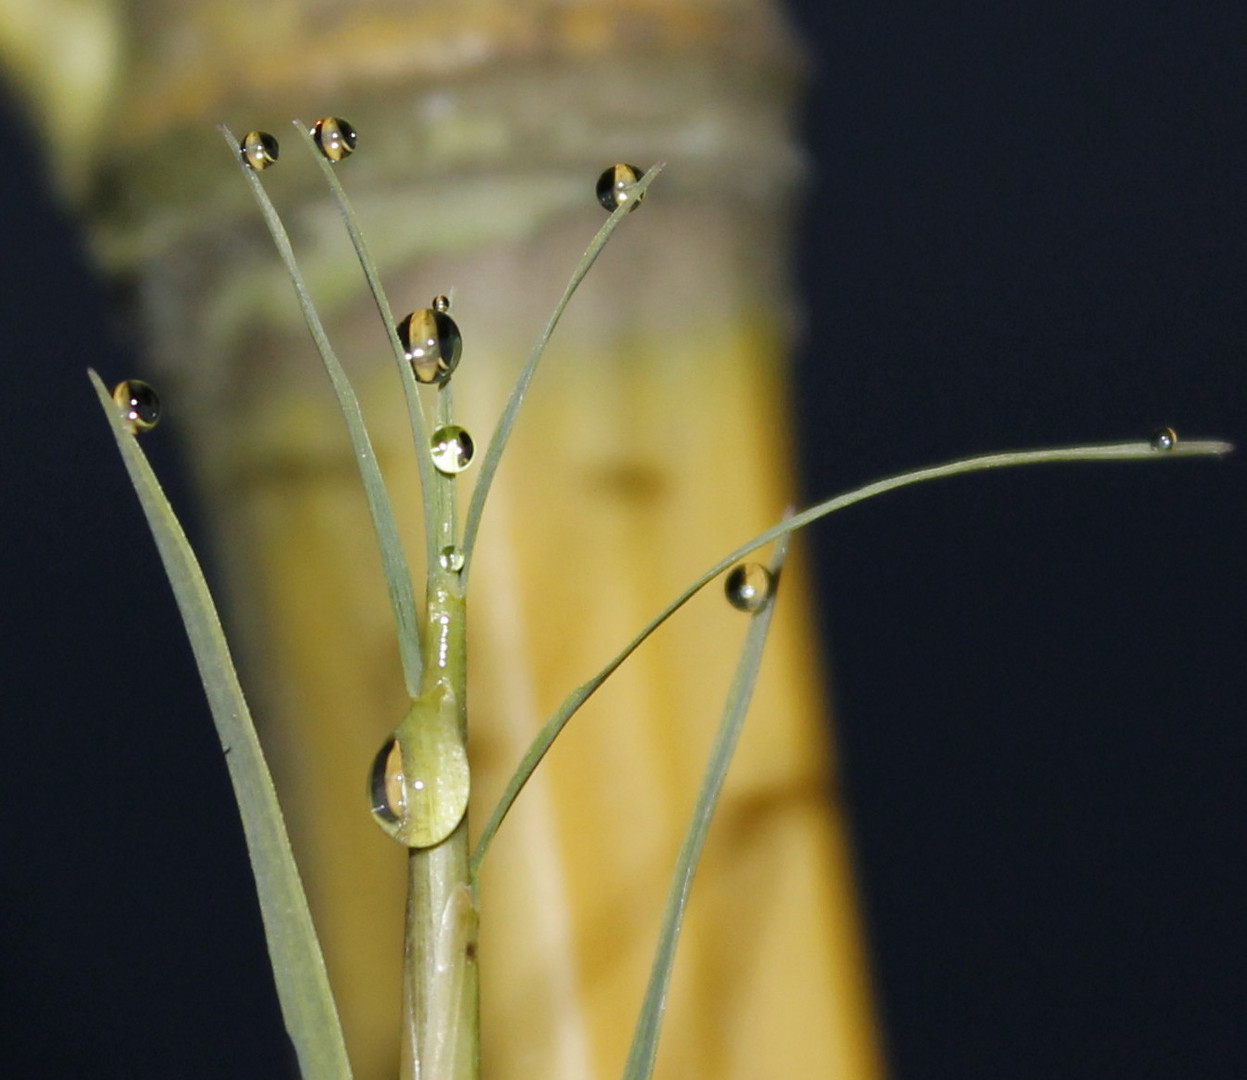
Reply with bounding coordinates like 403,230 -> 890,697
397,308 -> 462,386
368,737 -> 406,835
239,130 -> 279,170
439,545 -> 466,572
312,116 -> 357,162
111,379 -> 161,434
1150,426 -> 1178,451
724,562 -> 774,613
431,426 -> 475,476
432,295 -> 451,313
596,163 -> 645,212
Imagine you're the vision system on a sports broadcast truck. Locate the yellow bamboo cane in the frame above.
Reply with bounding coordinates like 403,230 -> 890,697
2,2 -> 884,1077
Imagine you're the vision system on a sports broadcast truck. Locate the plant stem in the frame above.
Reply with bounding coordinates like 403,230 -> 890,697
402,386 -> 479,1080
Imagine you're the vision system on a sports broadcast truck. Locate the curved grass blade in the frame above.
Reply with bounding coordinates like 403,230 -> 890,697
470,436 -> 1232,870
621,535 -> 789,1080
292,120 -> 441,571
221,125 -> 423,697
88,369 -> 353,1080
459,164 -> 664,576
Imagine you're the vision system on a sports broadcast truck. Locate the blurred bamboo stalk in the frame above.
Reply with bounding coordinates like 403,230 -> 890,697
3,2 -> 884,1077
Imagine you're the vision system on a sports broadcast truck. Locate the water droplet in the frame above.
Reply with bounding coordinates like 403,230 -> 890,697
111,380 -> 161,433
439,545 -> 466,572
1150,426 -> 1178,451
397,308 -> 462,385
724,562 -> 774,613
369,738 -> 406,829
239,130 -> 279,170
312,117 -> 357,162
430,426 -> 475,475
596,163 -> 645,212
432,295 -> 451,313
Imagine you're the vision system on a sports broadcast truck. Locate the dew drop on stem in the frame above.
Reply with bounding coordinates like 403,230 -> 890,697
431,426 -> 475,476
112,379 -> 161,434
1150,426 -> 1178,451
239,130 -> 279,170
596,163 -> 645,212
725,562 -> 774,613
439,546 -> 466,572
312,117 -> 357,162
397,307 -> 463,386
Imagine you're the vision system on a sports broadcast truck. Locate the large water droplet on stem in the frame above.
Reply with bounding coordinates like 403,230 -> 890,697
397,308 -> 462,386
239,130 -> 279,170
312,117 -> 357,162
724,562 -> 774,613
112,380 -> 161,434
431,426 -> 475,475
596,163 -> 645,212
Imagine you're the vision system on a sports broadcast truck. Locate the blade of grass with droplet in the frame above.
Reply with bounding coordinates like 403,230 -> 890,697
621,534 -> 789,1080
470,436 -> 1232,870
292,120 -> 441,570
88,369 -> 353,1080
459,164 -> 664,575
221,125 -> 423,697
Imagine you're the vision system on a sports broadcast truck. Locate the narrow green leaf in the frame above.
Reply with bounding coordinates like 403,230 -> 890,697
88,370 -> 352,1080
292,120 -> 442,572
470,436 -> 1231,870
459,164 -> 664,577
621,535 -> 789,1080
221,125 -> 423,697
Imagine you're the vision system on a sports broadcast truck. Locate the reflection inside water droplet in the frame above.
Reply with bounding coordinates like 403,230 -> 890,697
240,130 -> 279,170
368,738 -> 405,830
432,295 -> 451,313
397,308 -> 462,385
111,380 -> 161,433
1150,426 -> 1178,451
596,163 -> 645,212
724,562 -> 774,613
431,426 -> 475,475
439,546 -> 466,572
312,117 -> 357,162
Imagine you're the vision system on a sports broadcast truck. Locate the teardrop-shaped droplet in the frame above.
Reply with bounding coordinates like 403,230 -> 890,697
439,545 -> 466,572
368,696 -> 471,847
111,379 -> 161,434
596,163 -> 645,212
1150,426 -> 1178,451
431,426 -> 475,476
312,117 -> 357,162
368,737 -> 407,831
724,562 -> 774,613
239,130 -> 279,170
397,308 -> 463,385
432,295 -> 451,313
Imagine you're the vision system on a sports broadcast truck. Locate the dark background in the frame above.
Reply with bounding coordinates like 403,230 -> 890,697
2,4 -> 1243,1077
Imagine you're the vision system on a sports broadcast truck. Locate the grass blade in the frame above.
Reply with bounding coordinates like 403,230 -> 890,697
221,125 -> 423,697
291,120 -> 441,570
88,370 -> 352,1080
621,534 -> 789,1080
470,436 -> 1232,870
459,164 -> 664,576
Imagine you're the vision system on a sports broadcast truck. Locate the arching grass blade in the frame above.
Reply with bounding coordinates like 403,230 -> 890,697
89,369 -> 353,1080
470,436 -> 1232,870
221,125 -> 423,697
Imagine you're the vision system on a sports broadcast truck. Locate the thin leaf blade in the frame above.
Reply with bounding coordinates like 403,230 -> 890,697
89,370 -> 352,1080
622,536 -> 790,1080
